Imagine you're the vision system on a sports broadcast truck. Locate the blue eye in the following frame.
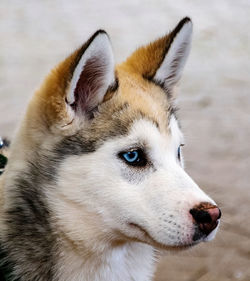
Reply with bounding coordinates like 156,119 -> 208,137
123,151 -> 139,163
119,149 -> 147,167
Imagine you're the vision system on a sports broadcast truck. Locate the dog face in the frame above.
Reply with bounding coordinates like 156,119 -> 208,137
16,18 -> 220,252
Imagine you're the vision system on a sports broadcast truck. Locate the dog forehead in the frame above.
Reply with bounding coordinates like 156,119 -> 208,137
115,67 -> 174,132
127,115 -> 182,148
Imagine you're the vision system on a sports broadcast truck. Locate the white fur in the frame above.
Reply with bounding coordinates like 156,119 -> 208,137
154,20 -> 193,89
47,117 -> 219,281
54,243 -> 156,281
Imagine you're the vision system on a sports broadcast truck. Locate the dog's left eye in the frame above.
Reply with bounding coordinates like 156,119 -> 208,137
119,149 -> 147,167
177,144 -> 184,161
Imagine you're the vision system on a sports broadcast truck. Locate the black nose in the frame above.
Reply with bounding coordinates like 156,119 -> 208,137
190,202 -> 221,236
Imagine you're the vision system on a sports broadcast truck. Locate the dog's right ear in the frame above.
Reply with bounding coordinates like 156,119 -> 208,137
65,30 -> 116,120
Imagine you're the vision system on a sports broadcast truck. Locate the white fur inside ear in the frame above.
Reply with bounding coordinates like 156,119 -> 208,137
67,32 -> 115,105
154,20 -> 193,89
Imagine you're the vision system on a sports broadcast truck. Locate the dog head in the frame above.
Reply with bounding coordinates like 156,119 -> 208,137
11,18 -> 221,252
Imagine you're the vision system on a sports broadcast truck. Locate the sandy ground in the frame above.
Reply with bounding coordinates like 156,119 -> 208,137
0,1 -> 250,280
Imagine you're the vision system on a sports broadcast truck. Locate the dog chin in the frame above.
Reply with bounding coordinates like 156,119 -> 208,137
128,222 -> 200,251
150,238 -> 200,252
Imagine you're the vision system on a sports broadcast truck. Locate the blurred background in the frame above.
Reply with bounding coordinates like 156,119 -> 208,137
0,0 -> 250,280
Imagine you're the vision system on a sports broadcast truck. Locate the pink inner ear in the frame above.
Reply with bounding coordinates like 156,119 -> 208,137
74,56 -> 106,114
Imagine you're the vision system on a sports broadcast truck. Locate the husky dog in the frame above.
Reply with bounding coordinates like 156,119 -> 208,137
0,17 -> 221,281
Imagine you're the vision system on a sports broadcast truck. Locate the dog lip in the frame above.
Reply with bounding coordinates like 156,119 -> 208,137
128,222 -> 197,250
193,219 -> 220,242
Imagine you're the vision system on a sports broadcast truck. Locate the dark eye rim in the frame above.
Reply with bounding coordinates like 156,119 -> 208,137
118,148 -> 148,167
178,143 -> 185,161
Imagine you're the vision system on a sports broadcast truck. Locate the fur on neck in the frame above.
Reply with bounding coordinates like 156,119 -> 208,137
55,240 -> 157,281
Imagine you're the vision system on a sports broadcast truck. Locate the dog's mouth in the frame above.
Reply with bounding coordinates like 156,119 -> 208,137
128,222 -> 198,251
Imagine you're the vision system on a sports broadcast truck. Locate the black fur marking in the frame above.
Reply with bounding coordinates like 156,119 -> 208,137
56,119 -> 129,157
2,153 -> 59,281
55,134 -> 97,157
0,244 -> 20,281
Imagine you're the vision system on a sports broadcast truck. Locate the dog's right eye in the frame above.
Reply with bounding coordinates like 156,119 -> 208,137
118,149 -> 147,167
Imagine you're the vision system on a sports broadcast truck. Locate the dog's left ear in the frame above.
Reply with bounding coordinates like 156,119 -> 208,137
153,18 -> 192,93
123,17 -> 192,95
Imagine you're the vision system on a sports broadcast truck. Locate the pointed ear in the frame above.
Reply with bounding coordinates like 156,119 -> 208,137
66,30 -> 116,117
153,18 -> 192,92
123,17 -> 192,95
